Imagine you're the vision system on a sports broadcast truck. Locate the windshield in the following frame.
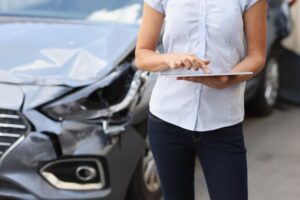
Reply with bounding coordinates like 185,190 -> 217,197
0,0 -> 143,24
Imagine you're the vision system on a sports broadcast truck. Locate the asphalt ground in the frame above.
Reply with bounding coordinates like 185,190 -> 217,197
195,101 -> 300,200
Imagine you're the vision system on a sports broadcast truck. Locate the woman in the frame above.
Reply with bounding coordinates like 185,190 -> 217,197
135,0 -> 267,200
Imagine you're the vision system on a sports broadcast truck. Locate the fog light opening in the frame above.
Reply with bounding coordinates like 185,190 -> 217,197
40,158 -> 106,190
76,166 -> 97,182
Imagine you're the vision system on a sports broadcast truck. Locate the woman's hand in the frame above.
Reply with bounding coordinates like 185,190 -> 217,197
165,53 -> 211,73
177,76 -> 231,89
135,3 -> 211,73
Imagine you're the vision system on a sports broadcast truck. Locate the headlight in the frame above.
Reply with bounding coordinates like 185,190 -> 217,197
42,62 -> 142,122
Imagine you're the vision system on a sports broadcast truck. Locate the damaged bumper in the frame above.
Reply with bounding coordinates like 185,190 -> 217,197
0,109 -> 146,200
0,61 -> 151,199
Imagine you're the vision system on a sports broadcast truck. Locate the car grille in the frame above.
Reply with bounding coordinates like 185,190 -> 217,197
0,109 -> 30,158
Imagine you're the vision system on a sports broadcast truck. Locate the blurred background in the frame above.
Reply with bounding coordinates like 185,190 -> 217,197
0,0 -> 299,200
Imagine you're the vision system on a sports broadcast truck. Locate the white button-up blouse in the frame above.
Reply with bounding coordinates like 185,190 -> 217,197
145,0 -> 260,131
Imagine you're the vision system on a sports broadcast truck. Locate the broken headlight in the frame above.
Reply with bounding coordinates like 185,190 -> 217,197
42,61 -> 143,122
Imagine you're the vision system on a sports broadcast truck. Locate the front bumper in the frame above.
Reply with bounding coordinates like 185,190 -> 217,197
0,109 -> 146,200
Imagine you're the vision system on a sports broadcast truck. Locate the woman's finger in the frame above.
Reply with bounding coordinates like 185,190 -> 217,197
182,57 -> 193,69
176,60 -> 185,68
189,57 -> 201,71
197,59 -> 210,72
203,59 -> 211,65
199,62 -> 211,74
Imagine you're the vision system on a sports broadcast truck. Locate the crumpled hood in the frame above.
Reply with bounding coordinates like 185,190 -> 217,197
0,17 -> 139,87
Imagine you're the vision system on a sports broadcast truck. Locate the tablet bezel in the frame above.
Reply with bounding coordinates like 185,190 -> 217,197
161,71 -> 254,77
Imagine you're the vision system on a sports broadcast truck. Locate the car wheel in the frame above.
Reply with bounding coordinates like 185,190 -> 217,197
246,57 -> 280,116
126,136 -> 162,200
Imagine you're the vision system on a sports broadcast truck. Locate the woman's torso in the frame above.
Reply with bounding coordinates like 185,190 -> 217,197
148,0 -> 257,131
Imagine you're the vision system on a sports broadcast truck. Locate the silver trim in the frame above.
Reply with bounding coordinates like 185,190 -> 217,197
0,142 -> 11,147
264,58 -> 279,106
0,135 -> 25,164
0,110 -> 30,164
0,123 -> 26,129
143,136 -> 161,192
0,132 -> 21,138
0,114 -> 20,119
40,158 -> 106,191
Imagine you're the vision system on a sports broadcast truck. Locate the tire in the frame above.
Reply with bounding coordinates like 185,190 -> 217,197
126,136 -> 162,200
246,57 -> 280,116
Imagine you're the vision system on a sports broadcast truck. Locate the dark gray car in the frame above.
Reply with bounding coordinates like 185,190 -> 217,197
245,0 -> 294,115
0,0 -> 294,200
0,0 -> 160,200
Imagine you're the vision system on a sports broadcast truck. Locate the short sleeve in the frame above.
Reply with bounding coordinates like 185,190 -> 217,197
242,0 -> 260,12
144,0 -> 165,14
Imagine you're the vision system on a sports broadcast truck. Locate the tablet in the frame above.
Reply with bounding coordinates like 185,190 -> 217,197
161,71 -> 254,77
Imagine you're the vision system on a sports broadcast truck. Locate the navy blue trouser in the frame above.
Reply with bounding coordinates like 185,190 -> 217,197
148,112 -> 248,200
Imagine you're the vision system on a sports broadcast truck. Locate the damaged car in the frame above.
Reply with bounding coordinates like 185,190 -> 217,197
0,0 -> 295,199
0,0 -> 161,200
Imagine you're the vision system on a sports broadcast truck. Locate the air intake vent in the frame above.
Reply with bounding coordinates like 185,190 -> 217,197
0,109 -> 30,158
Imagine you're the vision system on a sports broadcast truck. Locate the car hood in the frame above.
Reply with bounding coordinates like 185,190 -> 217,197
0,17 -> 139,87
